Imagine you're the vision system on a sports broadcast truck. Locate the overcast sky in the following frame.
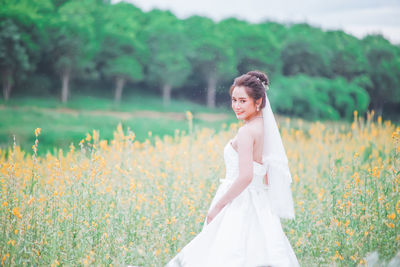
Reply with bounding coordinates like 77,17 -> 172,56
115,0 -> 400,44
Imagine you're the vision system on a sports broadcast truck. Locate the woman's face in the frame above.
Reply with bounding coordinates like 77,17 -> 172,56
231,86 -> 259,121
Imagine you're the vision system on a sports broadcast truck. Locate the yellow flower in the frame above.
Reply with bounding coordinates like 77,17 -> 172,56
387,222 -> 395,228
128,132 -> 135,141
12,207 -> 21,219
352,172 -> 360,184
387,213 -> 396,220
92,130 -> 99,141
98,140 -> 108,151
186,111 -> 193,121
85,133 -> 91,142
34,128 -> 41,137
345,228 -> 354,236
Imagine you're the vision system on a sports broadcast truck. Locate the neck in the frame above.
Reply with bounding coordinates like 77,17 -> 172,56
244,111 -> 263,124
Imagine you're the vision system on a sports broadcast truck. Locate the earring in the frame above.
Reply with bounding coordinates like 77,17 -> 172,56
256,105 -> 259,111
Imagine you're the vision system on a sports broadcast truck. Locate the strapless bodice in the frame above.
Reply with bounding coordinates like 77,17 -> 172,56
221,139 -> 268,190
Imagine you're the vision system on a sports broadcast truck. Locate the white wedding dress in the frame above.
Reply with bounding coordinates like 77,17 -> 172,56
164,139 -> 300,267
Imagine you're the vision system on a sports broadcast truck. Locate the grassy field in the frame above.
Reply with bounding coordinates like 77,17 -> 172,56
0,93 -> 236,156
0,107 -> 399,266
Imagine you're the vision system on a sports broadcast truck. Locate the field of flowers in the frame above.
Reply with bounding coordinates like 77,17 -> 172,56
1,110 -> 399,266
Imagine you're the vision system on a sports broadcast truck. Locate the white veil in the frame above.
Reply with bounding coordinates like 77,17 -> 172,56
261,89 -> 295,219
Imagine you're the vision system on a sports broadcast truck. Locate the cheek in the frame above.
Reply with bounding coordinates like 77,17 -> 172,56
244,102 -> 252,110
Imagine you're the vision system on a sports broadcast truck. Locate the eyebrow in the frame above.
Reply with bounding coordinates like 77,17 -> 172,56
232,96 -> 247,99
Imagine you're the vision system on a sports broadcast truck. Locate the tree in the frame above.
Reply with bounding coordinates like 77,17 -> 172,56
271,75 -> 369,120
46,0 -> 99,103
281,39 -> 331,77
183,16 -> 236,108
218,19 -> 280,75
281,24 -> 333,78
362,35 -> 400,116
144,10 -> 191,107
0,0 -> 52,100
325,30 -> 367,81
96,2 -> 145,103
0,19 -> 30,100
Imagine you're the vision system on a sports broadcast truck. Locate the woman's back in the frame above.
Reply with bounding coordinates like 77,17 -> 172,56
230,120 -> 264,165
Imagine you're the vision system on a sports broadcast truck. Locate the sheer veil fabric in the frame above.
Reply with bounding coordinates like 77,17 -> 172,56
261,92 -> 295,219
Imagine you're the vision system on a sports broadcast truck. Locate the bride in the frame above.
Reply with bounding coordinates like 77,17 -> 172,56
165,70 -> 300,267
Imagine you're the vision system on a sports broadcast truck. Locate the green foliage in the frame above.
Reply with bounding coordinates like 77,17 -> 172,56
97,2 -> 145,83
271,75 -> 370,120
0,0 -> 48,99
325,30 -> 368,80
46,0 -> 100,77
0,0 -> 399,119
0,19 -> 31,73
218,19 -> 280,75
362,35 -> 400,113
145,10 -> 191,88
104,57 -> 143,82
281,38 -> 332,77
183,15 -> 237,85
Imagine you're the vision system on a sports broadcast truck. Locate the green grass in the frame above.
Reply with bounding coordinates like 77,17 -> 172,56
0,91 -> 229,113
0,92 -> 236,155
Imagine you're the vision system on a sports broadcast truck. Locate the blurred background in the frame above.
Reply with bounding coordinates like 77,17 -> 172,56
1,0 -> 399,154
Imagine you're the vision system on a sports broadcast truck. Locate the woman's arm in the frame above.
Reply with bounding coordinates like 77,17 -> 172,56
264,172 -> 269,185
208,127 -> 254,218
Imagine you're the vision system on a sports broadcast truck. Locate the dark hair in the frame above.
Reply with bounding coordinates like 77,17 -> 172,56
229,70 -> 269,109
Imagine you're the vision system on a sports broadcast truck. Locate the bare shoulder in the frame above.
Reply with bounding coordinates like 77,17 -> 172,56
239,121 -> 263,140
237,125 -> 255,145
238,124 -> 253,136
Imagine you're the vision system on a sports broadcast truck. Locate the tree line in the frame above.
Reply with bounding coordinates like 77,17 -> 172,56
1,0 -> 400,120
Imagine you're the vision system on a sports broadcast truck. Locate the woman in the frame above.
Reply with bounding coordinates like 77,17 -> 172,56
165,70 -> 300,267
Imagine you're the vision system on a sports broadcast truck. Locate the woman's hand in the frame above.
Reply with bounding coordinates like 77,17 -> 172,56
206,204 -> 223,224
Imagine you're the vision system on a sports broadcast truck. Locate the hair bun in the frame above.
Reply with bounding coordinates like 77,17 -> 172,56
246,70 -> 269,90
